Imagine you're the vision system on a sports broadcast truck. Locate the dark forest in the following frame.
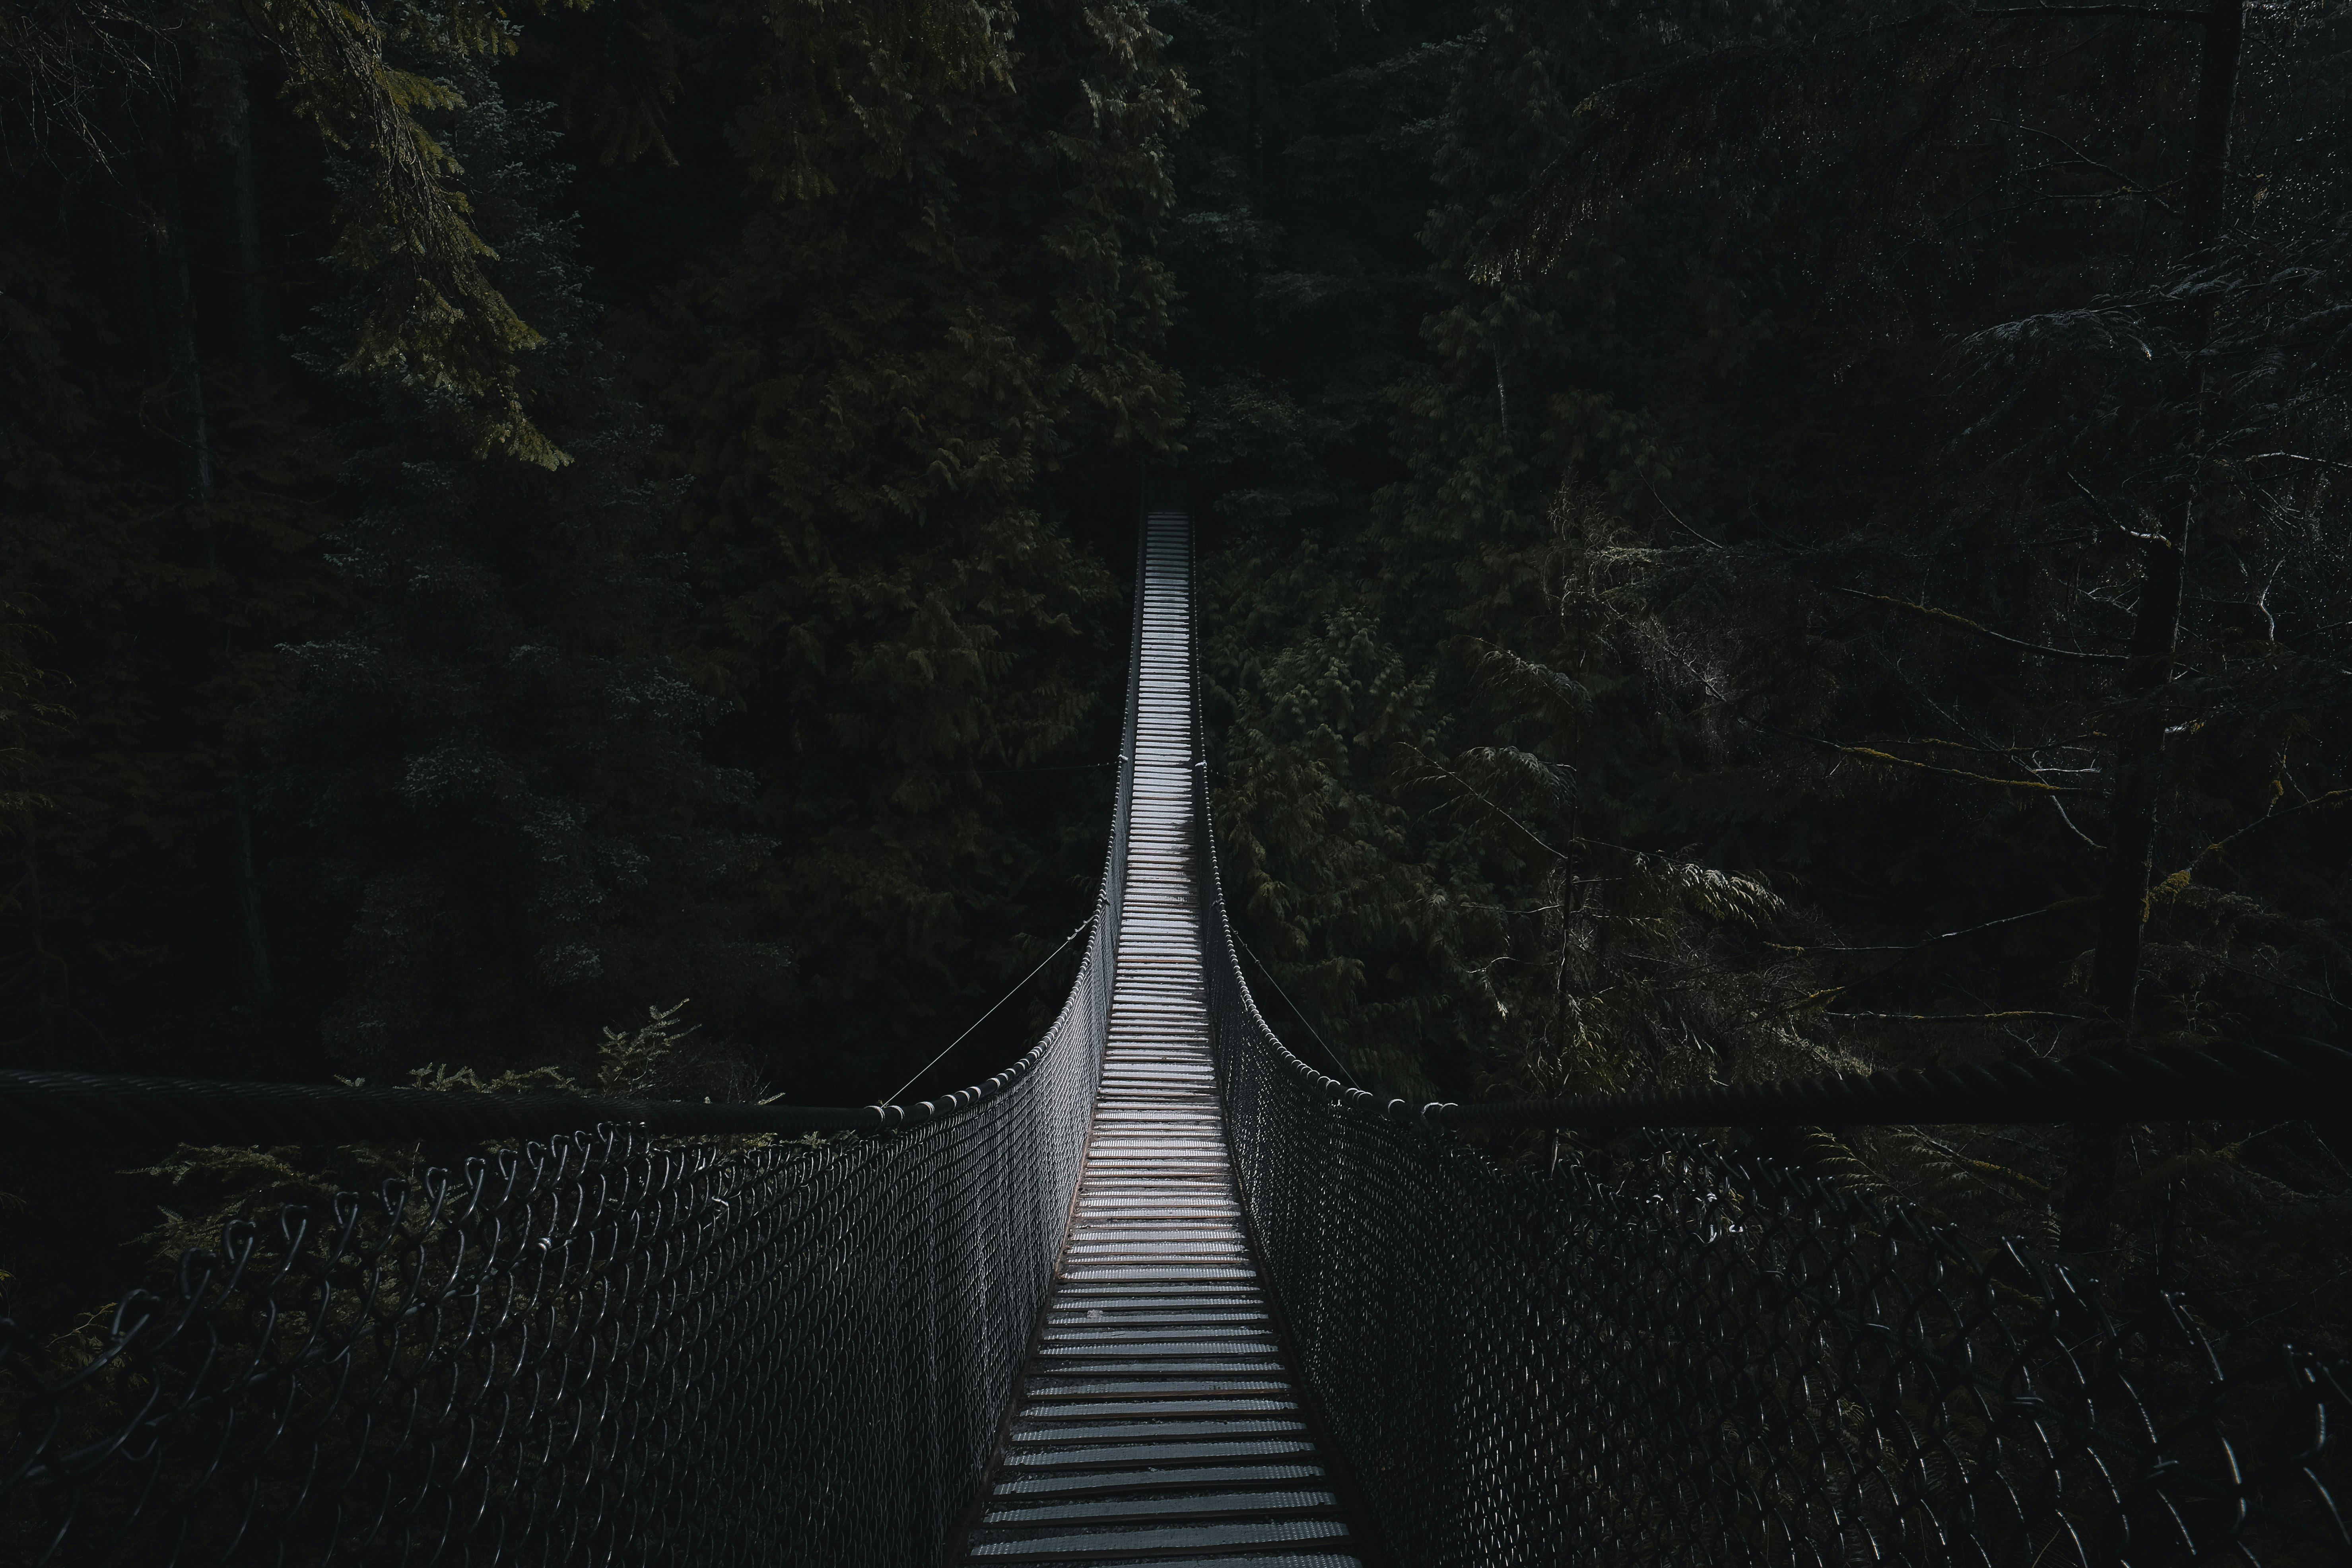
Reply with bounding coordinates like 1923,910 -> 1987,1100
4,0 -> 2349,1349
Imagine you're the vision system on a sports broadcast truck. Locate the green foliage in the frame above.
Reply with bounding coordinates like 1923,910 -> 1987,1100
1192,0 -> 2350,1333
0,0 -> 1188,1109
643,0 -> 1191,1088
1,0 -> 2338,1372
0,222 -> 341,1067
283,58 -> 782,1073
0,0 -> 1195,1412
125,998 -> 759,1269
0,0 -> 598,465
1166,0 -> 1483,1092
1162,0 -> 1474,536
252,0 -> 570,464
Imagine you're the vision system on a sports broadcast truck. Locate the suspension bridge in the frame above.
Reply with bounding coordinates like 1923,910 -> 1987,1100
2,508 -> 2347,1566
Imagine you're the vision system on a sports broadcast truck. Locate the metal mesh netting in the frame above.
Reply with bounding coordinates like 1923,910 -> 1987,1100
1191,771 -> 2351,1566
0,591 -> 1146,1568
12,499 -> 2350,1568
2,930 -> 1111,1568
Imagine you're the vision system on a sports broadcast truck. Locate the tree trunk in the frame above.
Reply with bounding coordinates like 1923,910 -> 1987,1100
2069,0 -> 2243,1257
20,820 -> 63,1055
231,778 -> 275,1004
2086,0 -> 2244,1026
226,82 -> 276,373
161,140 -> 278,1008
157,154 -> 213,511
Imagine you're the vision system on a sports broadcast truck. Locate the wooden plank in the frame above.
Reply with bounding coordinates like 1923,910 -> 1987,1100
956,515 -> 1363,1567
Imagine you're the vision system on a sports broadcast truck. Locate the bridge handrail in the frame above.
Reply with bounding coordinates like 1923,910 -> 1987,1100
6,1020 -> 2343,1151
1428,1032 -> 2352,1128
0,532 -> 1154,1568
0,1052 -> 1058,1146
1184,525 -> 2351,1565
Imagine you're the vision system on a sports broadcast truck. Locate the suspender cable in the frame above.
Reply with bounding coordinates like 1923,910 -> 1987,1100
880,913 -> 1097,1107
1233,931 -> 1361,1091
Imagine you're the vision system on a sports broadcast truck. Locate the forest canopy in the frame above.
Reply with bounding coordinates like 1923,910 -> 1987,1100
3,0 -> 2348,1328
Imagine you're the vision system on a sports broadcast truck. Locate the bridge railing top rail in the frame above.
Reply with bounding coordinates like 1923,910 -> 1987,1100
8,1025 -> 2344,1150
0,513 -> 1162,1568
1178,512 -> 2351,1568
1356,1033 -> 2352,1131
0,1056 -> 1057,1146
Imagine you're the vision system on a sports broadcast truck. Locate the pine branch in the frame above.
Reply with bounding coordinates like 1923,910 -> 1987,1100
1829,587 -> 2127,663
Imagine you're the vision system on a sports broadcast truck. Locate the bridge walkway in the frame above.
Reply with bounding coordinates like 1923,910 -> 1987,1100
954,516 -> 1367,1565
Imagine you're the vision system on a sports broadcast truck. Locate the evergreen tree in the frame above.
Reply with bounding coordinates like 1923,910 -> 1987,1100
1161,0 -> 1475,537
1,99 -> 340,1075
1197,0 -> 2351,1316
1160,0 -> 1480,1096
648,0 -> 1191,1096
2,0 -> 580,1080
276,56 -> 781,1075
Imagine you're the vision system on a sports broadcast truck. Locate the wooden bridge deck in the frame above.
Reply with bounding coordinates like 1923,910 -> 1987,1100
956,516 -> 1367,1566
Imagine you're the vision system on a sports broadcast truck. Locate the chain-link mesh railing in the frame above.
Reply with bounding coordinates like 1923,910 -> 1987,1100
0,562 -> 1149,1568
1193,769 -> 2350,1568
3,1012 -> 1103,1568
1171,514 -> 2349,1567
14,501 -> 2349,1568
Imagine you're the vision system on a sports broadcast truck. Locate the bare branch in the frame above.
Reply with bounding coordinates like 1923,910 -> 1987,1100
1828,586 -> 2127,663
1825,1010 -> 2088,1021
1412,749 -> 1577,863
2046,794 -> 2108,851
2065,470 -> 2168,544
2241,451 -> 2352,474
1646,481 -> 1726,550
1767,898 -> 2095,954
2002,121 -> 2176,210
1972,3 -> 2205,19
1784,730 -> 2107,795
2181,788 -> 2352,877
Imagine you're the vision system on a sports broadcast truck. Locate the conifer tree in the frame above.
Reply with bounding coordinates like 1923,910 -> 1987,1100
4,0 -> 589,1074
1196,0 -> 1830,1102
1169,0 -> 1481,1095
278,56 -> 779,1073
649,0 -> 1191,1092
1161,0 -> 1475,537
1199,0 -> 2350,1315
1454,0 -> 2352,1061
1,97 -> 340,1073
